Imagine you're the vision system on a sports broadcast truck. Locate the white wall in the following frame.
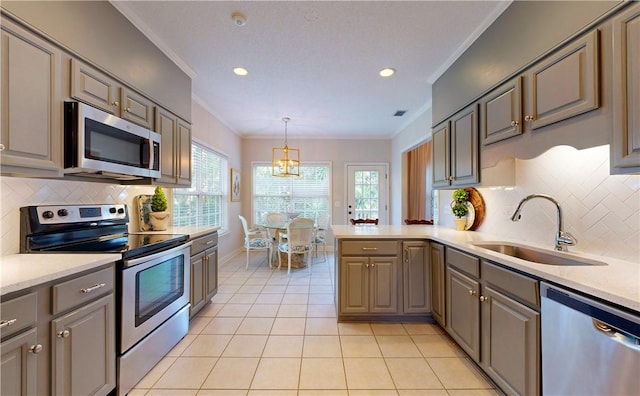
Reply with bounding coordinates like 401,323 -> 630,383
191,98 -> 243,262
438,145 -> 640,262
390,109 -> 433,224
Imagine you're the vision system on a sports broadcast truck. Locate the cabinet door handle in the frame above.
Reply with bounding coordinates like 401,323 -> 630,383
365,263 -> 369,268
0,143 -> 5,151
80,283 -> 106,293
57,330 -> 70,338
510,120 -> 519,126
124,107 -> 131,113
111,101 -> 119,107
480,295 -> 489,303
361,247 -> 378,251
29,344 -> 43,354
371,263 -> 375,268
524,115 -> 535,122
468,290 -> 477,296
0,318 -> 17,329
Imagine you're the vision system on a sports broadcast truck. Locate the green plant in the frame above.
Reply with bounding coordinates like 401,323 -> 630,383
452,202 -> 469,218
452,188 -> 469,203
151,186 -> 168,212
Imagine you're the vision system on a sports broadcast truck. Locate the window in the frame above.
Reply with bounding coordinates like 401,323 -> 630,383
173,141 -> 228,230
252,162 -> 331,224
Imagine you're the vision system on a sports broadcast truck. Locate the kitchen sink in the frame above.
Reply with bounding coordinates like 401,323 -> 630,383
471,242 -> 607,266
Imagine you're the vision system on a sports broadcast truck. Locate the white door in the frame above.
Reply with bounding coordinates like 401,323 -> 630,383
346,164 -> 388,225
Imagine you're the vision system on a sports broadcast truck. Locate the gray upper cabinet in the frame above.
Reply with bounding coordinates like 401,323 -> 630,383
611,4 -> 640,171
481,76 -> 523,145
525,29 -> 600,130
0,16 -> 63,177
154,106 -> 192,187
432,104 -> 480,189
70,58 -> 154,129
402,241 -> 430,314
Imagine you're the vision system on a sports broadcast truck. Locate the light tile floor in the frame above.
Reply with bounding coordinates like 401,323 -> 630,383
130,251 -> 499,396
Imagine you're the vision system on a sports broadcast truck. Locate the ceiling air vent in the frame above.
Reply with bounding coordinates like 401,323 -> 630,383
394,110 -> 407,117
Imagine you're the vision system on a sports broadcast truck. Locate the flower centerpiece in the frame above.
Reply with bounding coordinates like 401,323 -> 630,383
451,188 -> 470,231
148,186 -> 170,231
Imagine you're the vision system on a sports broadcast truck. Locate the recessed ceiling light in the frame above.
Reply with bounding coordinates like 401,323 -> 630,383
379,68 -> 395,77
233,67 -> 248,76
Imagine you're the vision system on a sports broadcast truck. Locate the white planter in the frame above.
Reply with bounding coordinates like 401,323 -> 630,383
148,211 -> 170,231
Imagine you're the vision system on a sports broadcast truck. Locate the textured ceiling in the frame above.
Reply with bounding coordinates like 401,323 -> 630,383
113,1 -> 509,139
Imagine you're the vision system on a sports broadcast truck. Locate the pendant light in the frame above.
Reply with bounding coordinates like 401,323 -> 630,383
272,117 -> 300,177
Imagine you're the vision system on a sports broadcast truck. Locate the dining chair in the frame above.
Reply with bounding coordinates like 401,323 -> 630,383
350,218 -> 378,225
239,215 -> 272,270
404,219 -> 434,225
314,213 -> 330,262
277,217 -> 315,275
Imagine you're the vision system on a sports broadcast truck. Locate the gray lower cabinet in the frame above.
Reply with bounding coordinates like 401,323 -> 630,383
611,3 -> 640,171
1,328 -> 39,395
0,16 -> 63,178
339,256 -> 398,315
429,242 -> 446,327
402,241 -> 430,314
155,106 -> 192,187
190,231 -> 219,318
445,246 -> 540,396
51,294 -> 115,396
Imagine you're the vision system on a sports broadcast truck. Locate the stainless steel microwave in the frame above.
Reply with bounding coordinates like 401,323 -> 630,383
64,102 -> 161,180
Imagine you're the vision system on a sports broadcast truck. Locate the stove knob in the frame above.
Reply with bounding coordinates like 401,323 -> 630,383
42,210 -> 54,219
117,208 -> 125,214
109,207 -> 117,214
57,209 -> 68,217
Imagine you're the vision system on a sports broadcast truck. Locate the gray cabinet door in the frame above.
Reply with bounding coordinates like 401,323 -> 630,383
402,241 -> 430,314
430,242 -> 446,327
205,247 -> 218,302
1,328 -> 39,396
51,294 -> 115,396
339,257 -> 369,314
432,122 -> 451,188
155,106 -> 178,185
176,119 -> 192,186
526,29 -> 600,130
0,19 -> 62,177
121,87 -> 154,129
190,251 -> 206,318
451,104 -> 479,186
70,59 -> 120,114
369,257 -> 398,314
612,4 -> 640,170
481,76 -> 523,145
446,267 -> 480,362
481,286 -> 540,396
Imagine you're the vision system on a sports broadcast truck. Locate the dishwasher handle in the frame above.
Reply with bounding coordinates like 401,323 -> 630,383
592,319 -> 640,350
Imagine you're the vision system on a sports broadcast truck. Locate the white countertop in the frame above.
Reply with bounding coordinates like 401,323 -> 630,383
332,225 -> 640,313
134,225 -> 220,239
0,253 -> 120,296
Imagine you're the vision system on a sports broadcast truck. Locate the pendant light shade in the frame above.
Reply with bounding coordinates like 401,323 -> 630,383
272,117 -> 300,177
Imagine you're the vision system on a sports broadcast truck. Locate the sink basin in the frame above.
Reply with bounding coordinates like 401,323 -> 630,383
471,242 -> 607,266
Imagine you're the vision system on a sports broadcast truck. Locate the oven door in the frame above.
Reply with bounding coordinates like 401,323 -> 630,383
120,243 -> 191,353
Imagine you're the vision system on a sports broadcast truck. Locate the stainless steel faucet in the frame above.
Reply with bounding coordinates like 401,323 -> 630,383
511,194 -> 577,251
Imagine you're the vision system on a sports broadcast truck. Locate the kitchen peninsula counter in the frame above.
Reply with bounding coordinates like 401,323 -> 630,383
332,225 -> 640,313
0,253 -> 120,296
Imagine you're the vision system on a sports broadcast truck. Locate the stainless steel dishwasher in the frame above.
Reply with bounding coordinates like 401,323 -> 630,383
541,282 -> 640,395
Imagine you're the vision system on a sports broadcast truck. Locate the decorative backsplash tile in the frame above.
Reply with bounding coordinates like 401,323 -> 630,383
438,145 -> 640,262
0,177 -> 155,255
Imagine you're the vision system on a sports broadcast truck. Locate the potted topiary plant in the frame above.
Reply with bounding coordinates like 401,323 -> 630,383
148,186 -> 170,231
451,188 -> 470,231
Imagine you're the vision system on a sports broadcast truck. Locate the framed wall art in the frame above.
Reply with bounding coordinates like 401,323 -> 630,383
230,168 -> 241,202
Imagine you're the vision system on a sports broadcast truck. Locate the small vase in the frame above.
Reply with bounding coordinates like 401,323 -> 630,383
148,211 -> 170,231
454,217 -> 467,231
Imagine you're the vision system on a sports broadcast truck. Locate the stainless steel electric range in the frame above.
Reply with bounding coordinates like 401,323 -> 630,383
20,204 -> 191,396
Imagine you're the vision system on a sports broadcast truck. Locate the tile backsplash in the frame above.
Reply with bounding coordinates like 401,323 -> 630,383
1,177 -> 155,255
438,145 -> 640,262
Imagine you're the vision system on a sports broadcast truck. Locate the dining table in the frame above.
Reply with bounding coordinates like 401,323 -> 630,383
261,218 -> 322,269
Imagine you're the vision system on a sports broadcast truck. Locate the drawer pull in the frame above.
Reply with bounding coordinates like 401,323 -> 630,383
361,247 -> 378,251
206,240 -> 214,245
0,319 -> 17,329
80,283 -> 106,293
29,344 -> 43,354
57,330 -> 70,338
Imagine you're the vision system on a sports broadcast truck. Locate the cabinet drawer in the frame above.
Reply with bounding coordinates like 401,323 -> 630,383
482,261 -> 539,308
446,247 -> 480,278
52,266 -> 114,314
0,292 -> 37,338
191,232 -> 218,255
341,240 -> 398,256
